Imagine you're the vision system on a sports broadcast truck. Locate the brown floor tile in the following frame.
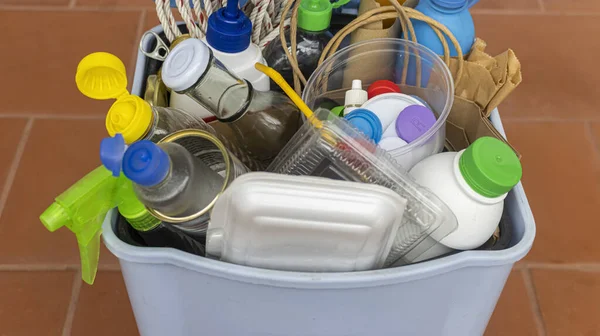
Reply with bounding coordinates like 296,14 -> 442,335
475,0 -> 541,11
0,119 -> 118,267
544,0 -> 600,12
0,271 -> 75,336
76,0 -> 153,7
504,121 -> 600,263
0,119 -> 28,192
485,271 -> 538,336
474,14 -> 600,119
0,0 -> 68,5
532,269 -> 600,336
0,10 -> 141,116
72,271 -> 139,335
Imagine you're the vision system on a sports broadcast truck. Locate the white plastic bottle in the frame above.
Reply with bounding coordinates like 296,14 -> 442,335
170,0 -> 270,119
409,137 -> 522,251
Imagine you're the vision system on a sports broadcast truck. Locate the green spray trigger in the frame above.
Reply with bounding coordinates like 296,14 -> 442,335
40,166 -> 122,285
332,0 -> 351,9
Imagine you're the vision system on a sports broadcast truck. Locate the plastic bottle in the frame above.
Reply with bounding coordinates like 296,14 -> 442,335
161,38 -> 302,165
116,179 -> 206,256
170,0 -> 270,119
411,0 -> 478,57
122,141 -> 225,220
409,137 -> 522,250
40,166 -> 121,284
262,0 -> 349,89
344,80 -> 368,114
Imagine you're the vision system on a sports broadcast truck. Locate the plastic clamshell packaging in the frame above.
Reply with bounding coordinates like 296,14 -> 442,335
206,172 -> 407,272
268,109 -> 458,265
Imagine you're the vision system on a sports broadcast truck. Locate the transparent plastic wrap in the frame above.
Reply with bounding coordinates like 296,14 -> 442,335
268,109 -> 458,265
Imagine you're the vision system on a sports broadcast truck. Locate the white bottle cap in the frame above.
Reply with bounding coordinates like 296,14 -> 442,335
161,39 -> 211,92
344,80 -> 368,108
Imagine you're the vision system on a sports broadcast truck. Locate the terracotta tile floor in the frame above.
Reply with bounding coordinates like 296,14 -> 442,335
0,0 -> 598,335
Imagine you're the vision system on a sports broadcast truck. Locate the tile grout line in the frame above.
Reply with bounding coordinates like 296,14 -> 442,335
521,268 -> 547,336
537,0 -> 546,12
502,116 -> 600,123
0,4 -> 148,12
524,262 -> 600,272
584,121 -> 600,168
0,114 -> 105,120
0,118 -> 34,221
61,270 -> 83,336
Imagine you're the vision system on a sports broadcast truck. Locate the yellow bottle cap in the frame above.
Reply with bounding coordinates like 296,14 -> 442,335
106,95 -> 153,144
76,52 -> 128,100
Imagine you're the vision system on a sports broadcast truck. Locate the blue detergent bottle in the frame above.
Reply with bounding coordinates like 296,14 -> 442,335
411,0 -> 478,57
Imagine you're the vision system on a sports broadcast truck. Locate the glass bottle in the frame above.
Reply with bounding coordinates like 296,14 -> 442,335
161,38 -> 302,166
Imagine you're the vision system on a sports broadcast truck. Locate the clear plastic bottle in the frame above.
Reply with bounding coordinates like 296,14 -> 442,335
262,0 -> 347,90
116,178 -> 206,256
122,140 -> 225,221
161,39 -> 302,166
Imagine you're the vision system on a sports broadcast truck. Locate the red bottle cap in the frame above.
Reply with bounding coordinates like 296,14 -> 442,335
367,80 -> 401,99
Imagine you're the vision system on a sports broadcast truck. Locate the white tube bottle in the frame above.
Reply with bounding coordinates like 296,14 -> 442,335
170,0 -> 270,119
409,137 -> 522,252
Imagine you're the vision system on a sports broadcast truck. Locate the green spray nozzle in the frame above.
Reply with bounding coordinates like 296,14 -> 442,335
298,0 -> 351,31
40,166 -> 122,285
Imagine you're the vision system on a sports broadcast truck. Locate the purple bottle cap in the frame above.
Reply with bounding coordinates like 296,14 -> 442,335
395,105 -> 436,143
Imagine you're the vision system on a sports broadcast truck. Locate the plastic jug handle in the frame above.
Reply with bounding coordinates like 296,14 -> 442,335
332,0 -> 351,9
467,0 -> 479,8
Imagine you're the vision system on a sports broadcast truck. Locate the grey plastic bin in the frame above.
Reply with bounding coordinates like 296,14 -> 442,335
101,25 -> 536,336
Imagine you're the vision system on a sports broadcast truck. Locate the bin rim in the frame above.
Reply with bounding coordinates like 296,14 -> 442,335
103,25 -> 536,290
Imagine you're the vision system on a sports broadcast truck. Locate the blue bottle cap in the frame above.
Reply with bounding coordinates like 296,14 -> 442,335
206,0 -> 253,53
122,141 -> 170,187
100,133 -> 126,177
344,108 -> 383,143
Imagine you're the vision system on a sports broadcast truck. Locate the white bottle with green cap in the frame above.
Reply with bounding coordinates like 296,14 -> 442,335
409,137 -> 522,250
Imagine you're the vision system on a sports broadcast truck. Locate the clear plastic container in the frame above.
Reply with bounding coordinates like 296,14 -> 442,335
206,172 -> 407,271
302,38 -> 454,170
267,108 -> 458,265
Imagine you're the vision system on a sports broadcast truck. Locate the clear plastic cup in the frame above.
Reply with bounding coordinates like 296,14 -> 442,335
302,38 -> 454,170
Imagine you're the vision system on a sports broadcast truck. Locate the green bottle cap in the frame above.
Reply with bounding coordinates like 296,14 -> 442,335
117,180 -> 160,232
298,0 -> 350,32
331,106 -> 345,117
459,137 -> 522,198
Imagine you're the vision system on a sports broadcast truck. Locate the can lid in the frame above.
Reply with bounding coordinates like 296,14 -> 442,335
105,95 -> 153,144
459,137 -> 522,198
100,134 -> 127,177
206,0 -> 253,53
162,39 -> 211,92
367,80 -> 401,99
76,52 -> 128,100
344,108 -> 382,143
123,141 -> 171,187
395,105 -> 436,143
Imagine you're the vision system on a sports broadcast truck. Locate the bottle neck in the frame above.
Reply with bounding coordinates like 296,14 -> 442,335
452,151 -> 507,205
183,53 -> 252,121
